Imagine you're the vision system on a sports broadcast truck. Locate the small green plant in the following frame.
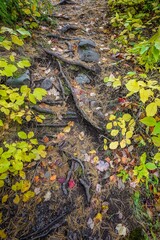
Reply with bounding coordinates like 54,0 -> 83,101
129,27 -> 160,71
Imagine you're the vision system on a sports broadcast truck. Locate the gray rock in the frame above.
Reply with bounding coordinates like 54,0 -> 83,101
41,78 -> 53,90
78,39 -> 96,48
75,74 -> 90,84
79,49 -> 100,62
6,70 -> 30,87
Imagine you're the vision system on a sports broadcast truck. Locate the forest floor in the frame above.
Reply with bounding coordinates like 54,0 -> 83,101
1,0 -> 159,239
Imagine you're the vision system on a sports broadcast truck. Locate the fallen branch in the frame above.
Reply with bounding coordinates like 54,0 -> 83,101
61,151 -> 91,203
32,105 -> 55,115
62,160 -> 75,195
46,33 -> 80,41
44,48 -> 100,73
19,207 -> 73,240
57,60 -> 103,131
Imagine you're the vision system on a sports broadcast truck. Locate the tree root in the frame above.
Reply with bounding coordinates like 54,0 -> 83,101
44,48 -> 101,73
57,60 -> 103,132
19,207 -> 73,240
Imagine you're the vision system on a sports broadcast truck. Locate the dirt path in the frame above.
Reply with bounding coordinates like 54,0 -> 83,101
5,1 -> 142,239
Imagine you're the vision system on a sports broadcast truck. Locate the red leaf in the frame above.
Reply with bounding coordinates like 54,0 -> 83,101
118,98 -> 126,103
68,179 -> 76,189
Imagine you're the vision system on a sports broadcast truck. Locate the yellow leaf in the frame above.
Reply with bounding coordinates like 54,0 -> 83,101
0,40 -> 12,50
126,131 -> 133,139
13,195 -> 20,204
21,180 -> 31,193
113,79 -> 121,88
155,98 -> 160,107
19,170 -> 26,179
23,191 -> 35,202
117,119 -> 125,128
122,128 -> 127,136
109,141 -> 119,149
9,54 -> 15,62
111,129 -> 119,136
93,156 -> 99,163
23,8 -> 31,15
104,144 -> 108,150
126,79 -> 140,93
2,194 -> 8,203
89,149 -> 96,154
109,114 -> 116,121
106,122 -> 112,129
126,139 -> 131,145
146,102 -> 157,116
113,121 -> 118,126
138,81 -> 146,87
122,114 -> 132,122
11,35 -> 24,46
139,88 -> 153,103
94,213 -> 102,222
120,139 -> 126,148
0,180 -> 4,187
0,229 -> 7,239
63,126 -> 71,133
129,119 -> 136,128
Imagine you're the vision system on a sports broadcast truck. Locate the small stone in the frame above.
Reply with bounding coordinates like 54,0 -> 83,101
44,171 -> 51,179
79,49 -> 100,62
78,39 -> 96,48
41,78 -> 53,90
6,70 -> 30,87
75,74 -> 90,84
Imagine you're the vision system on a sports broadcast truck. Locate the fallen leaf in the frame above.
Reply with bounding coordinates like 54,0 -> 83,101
87,217 -> 94,229
96,161 -> 109,172
43,136 -> 49,143
63,126 -> 71,133
34,176 -> 40,183
34,187 -> 41,195
68,179 -> 76,189
44,191 -> 51,201
94,213 -> 102,223
116,224 -> 127,236
50,175 -> 57,181
96,184 -> 101,193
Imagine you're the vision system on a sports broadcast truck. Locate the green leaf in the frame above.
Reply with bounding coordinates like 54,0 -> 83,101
152,122 -> 160,135
33,88 -> 47,101
17,60 -> 31,68
16,28 -> 31,37
155,40 -> 160,50
0,159 -> 10,173
18,131 -> 27,139
140,117 -> 156,126
145,162 -> 157,170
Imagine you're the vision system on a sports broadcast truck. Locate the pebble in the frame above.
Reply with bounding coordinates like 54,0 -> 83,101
79,49 -> 100,62
41,78 -> 53,90
78,39 -> 96,48
75,74 -> 90,84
